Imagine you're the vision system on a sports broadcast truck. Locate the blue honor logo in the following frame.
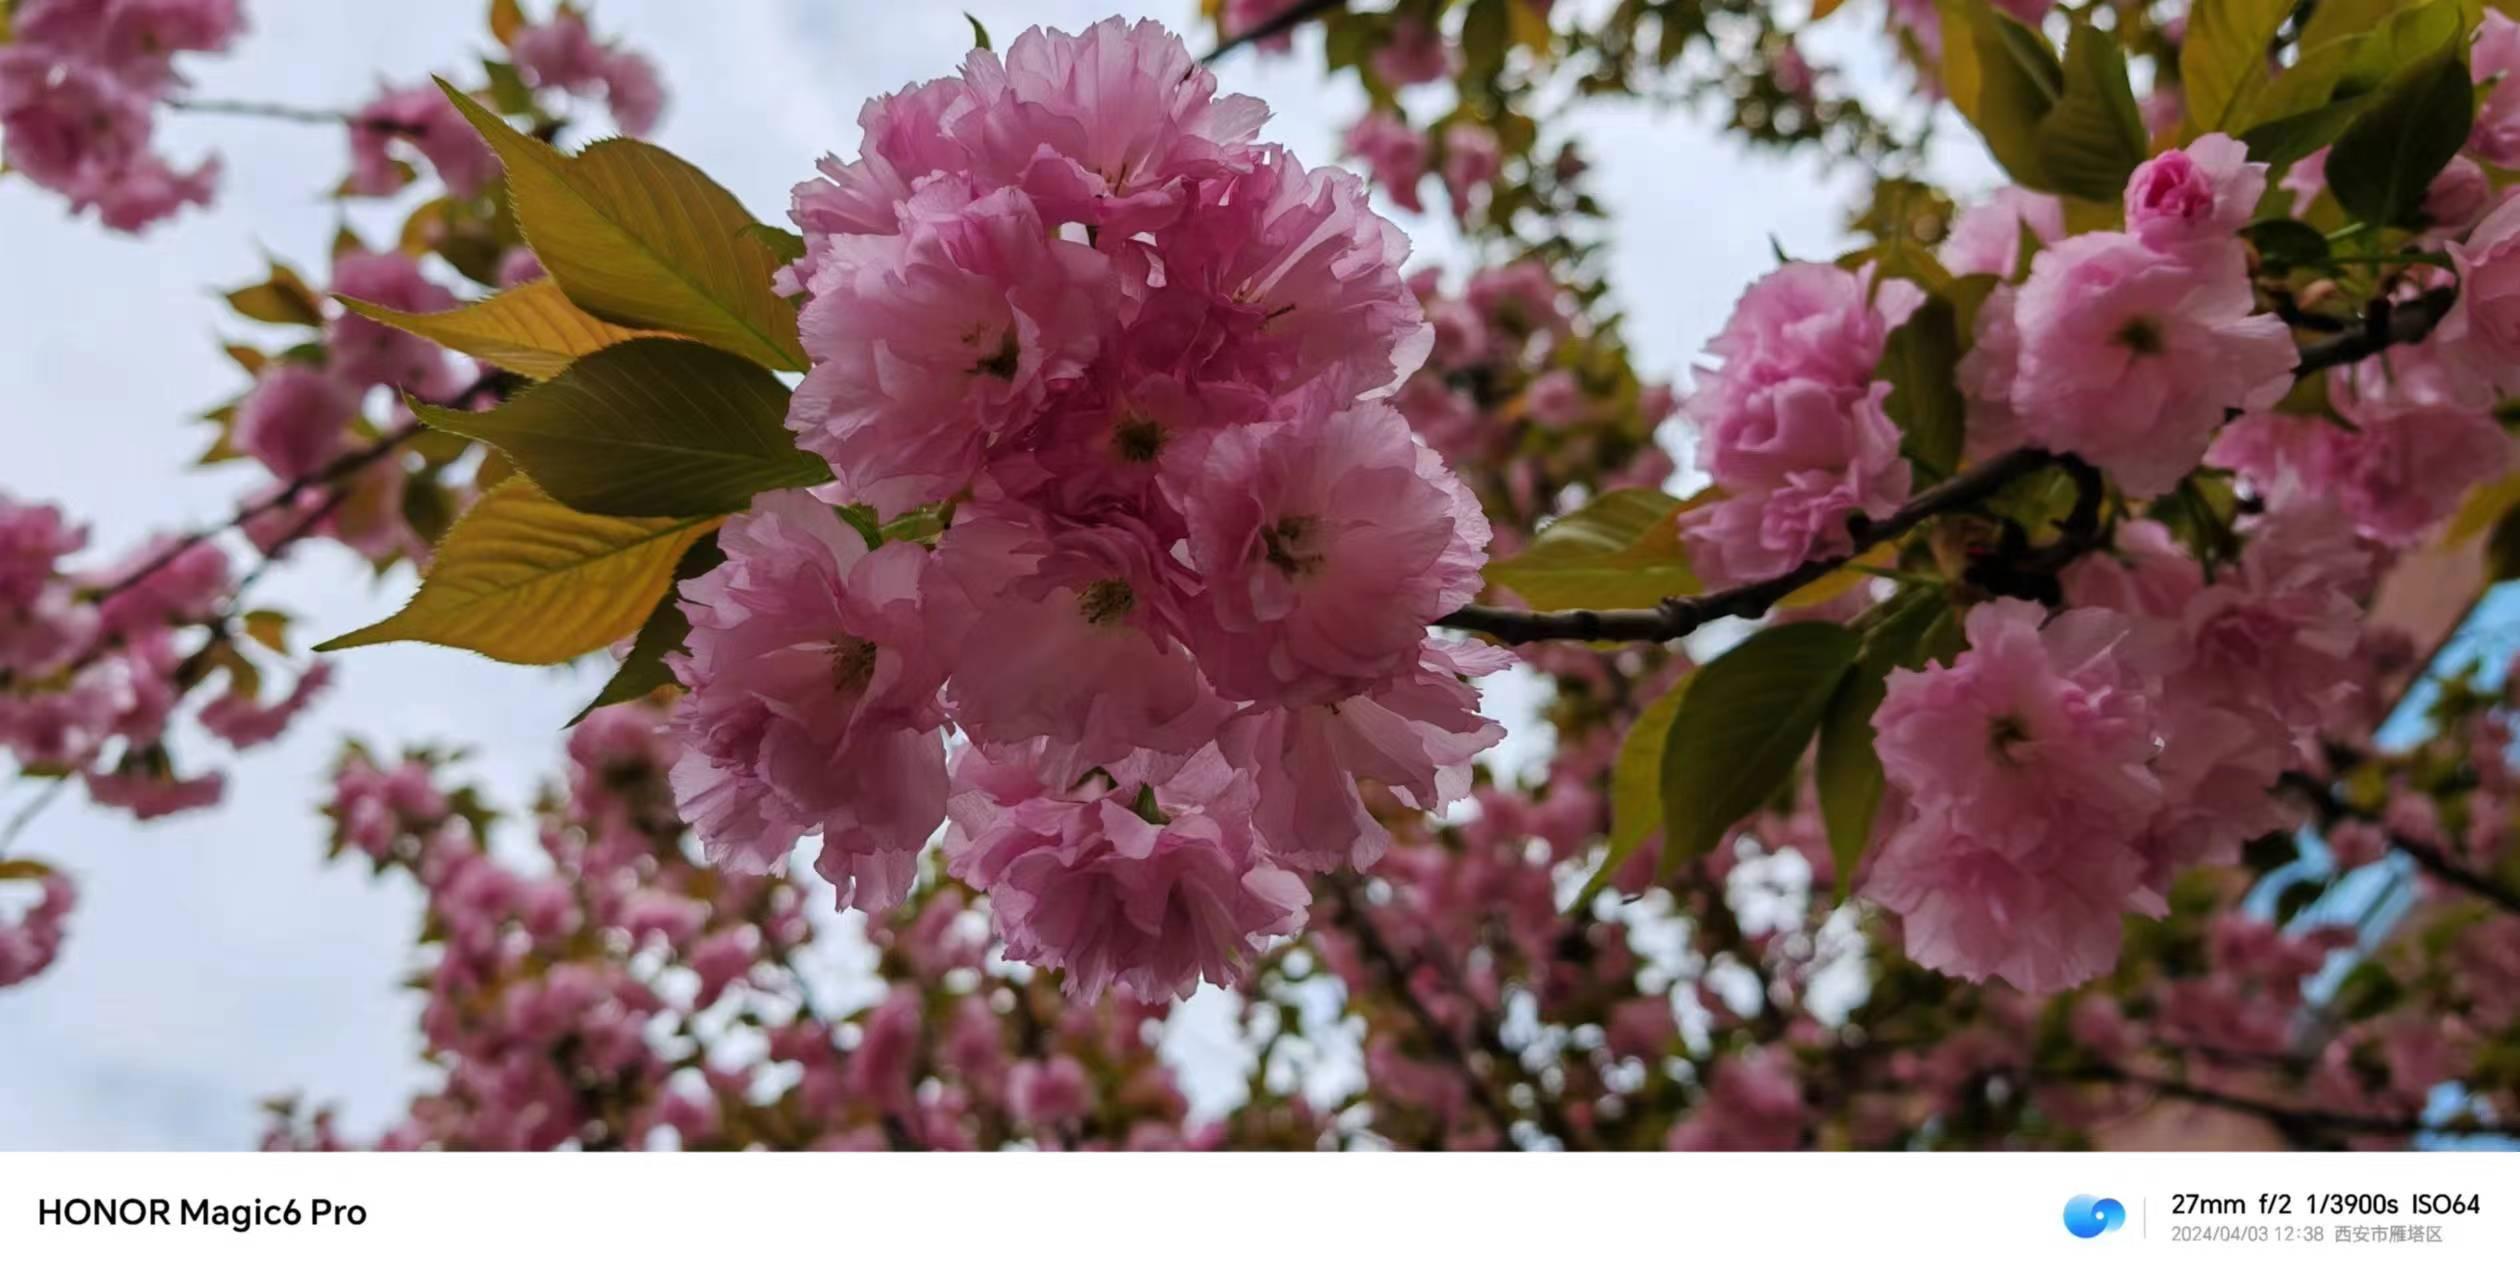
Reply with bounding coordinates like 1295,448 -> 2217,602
2064,1195 -> 2127,1239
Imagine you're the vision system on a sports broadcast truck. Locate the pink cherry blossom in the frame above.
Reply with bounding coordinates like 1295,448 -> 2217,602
1441,123 -> 1501,219
2123,133 -> 2265,255
945,743 -> 1309,1000
1870,597 -> 2161,887
233,365 -> 359,481
1343,112 -> 1428,213
1998,232 -> 2295,496
346,84 -> 501,198
1371,19 -> 1452,86
1939,187 -> 2064,277
0,871 -> 75,988
667,491 -> 948,911
510,10 -> 666,135
1687,262 -> 1920,433
1175,398 -> 1488,704
788,184 -> 1117,514
2443,193 -> 2520,389
327,250 -> 464,392
2471,12 -> 2520,167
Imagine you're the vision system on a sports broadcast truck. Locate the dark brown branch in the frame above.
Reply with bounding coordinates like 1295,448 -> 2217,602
2279,770 -> 2520,916
1443,288 -> 2462,649
1332,878 -> 1586,1149
1438,447 -> 2057,646
1202,0 -> 1348,64
2099,1067 -> 2520,1140
84,420 -> 430,608
2292,286 -> 2457,375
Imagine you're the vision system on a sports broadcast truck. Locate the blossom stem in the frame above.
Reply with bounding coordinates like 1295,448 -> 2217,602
1201,0 -> 1349,63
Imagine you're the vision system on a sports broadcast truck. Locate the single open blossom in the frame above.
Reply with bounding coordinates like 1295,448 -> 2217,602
1680,381 -> 1910,585
233,365 -> 358,481
1996,232 -> 2295,497
945,743 -> 1309,1000
1687,262 -> 1920,432
788,183 -> 1119,514
1371,18 -> 1452,86
2444,192 -> 2520,389
1864,600 -> 2168,991
2123,133 -> 2265,256
327,250 -> 464,392
1441,123 -> 1500,219
2472,12 -> 2520,167
346,84 -> 501,198
1939,187 -> 2064,277
1344,111 -> 1428,213
510,10 -> 666,135
1177,398 -> 1488,704
0,872 -> 76,988
668,491 -> 947,911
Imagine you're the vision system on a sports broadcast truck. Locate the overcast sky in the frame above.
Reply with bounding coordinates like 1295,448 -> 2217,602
0,0 -> 1990,1150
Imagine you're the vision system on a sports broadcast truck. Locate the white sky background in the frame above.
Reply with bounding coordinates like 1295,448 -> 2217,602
0,0 -> 1993,1149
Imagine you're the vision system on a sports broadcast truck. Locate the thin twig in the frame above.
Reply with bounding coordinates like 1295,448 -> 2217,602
168,97 -> 359,126
0,777 -> 70,848
2101,1067 -> 2520,1140
1202,0 -> 1348,64
2279,771 -> 2520,916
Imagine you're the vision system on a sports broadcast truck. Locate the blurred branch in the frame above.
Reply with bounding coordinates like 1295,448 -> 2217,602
1202,0 -> 1348,64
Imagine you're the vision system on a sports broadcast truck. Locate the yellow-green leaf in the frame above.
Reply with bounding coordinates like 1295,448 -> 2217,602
2183,0 -> 2296,134
317,477 -> 719,664
2038,24 -> 2151,204
412,338 -> 828,517
489,0 -> 526,45
1485,487 -> 1706,611
440,81 -> 808,372
1607,671 -> 1693,861
342,278 -> 658,381
225,262 -> 326,327
242,609 -> 292,653
0,858 -> 58,882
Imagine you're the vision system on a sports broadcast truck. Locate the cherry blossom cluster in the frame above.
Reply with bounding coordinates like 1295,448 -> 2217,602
345,4 -> 662,200
1392,261 -> 1677,543
667,19 -> 1498,1002
278,702 -> 1304,1151
0,0 -> 243,230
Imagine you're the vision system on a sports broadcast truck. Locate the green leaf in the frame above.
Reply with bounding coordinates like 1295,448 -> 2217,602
1578,670 -> 1696,906
741,223 -> 807,264
1462,0 -> 1512,84
2241,217 -> 2333,267
2182,0 -> 2296,134
1658,622 -> 1862,868
341,278 -> 658,381
1936,0 -> 2064,189
1483,488 -> 1702,611
964,11 -> 991,50
411,338 -> 828,517
1813,595 -> 1951,895
570,534 -> 723,724
482,59 -> 534,115
439,80 -> 808,372
2242,93 -> 2381,167
317,477 -> 720,665
1877,295 -> 1966,480
2327,45 -> 2477,228
2037,24 -> 2151,204
224,261 -> 326,327
241,609 -> 292,653
1607,672 -> 1694,862
0,858 -> 57,882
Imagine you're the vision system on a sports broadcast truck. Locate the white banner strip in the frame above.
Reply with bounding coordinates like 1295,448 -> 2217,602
2,1151 -> 2513,1275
